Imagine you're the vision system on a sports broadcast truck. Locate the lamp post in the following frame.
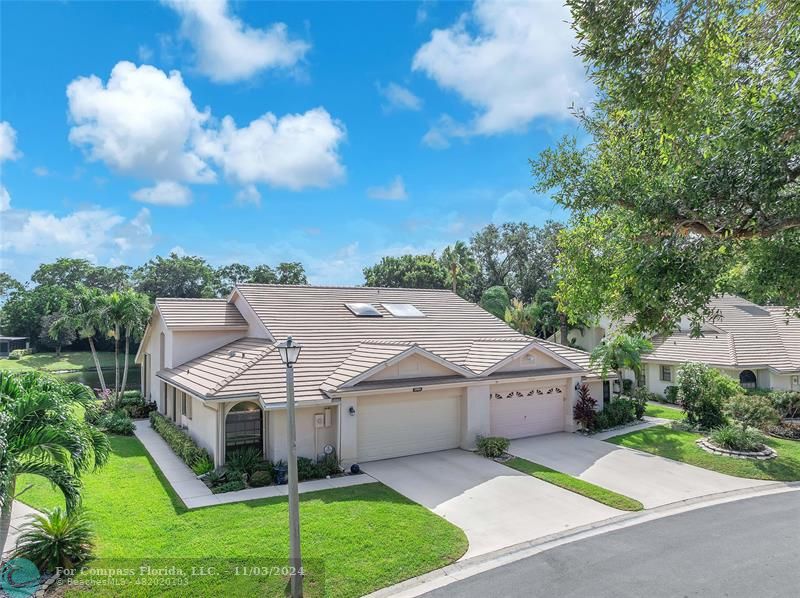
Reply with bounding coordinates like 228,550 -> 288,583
277,336 -> 303,598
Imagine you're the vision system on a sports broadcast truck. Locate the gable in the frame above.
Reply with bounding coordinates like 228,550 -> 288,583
494,347 -> 570,374
368,352 -> 459,381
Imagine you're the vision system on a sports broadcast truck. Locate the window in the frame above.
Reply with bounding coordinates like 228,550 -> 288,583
225,402 -> 262,455
382,303 -> 425,317
739,370 -> 757,390
181,392 -> 192,419
344,303 -> 382,317
660,365 -> 672,382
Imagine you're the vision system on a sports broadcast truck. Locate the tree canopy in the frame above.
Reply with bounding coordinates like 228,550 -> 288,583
363,254 -> 449,289
534,0 -> 800,334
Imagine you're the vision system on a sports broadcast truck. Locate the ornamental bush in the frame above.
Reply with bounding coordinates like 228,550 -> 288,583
573,384 -> 598,430
249,470 -> 272,487
676,363 -> 738,429
97,409 -> 135,435
725,394 -> 779,431
710,424 -> 768,452
664,385 -> 679,404
149,411 -> 211,470
476,435 -> 510,458
770,391 -> 800,420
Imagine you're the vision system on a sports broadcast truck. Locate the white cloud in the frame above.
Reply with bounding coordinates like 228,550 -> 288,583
235,184 -> 261,206
421,114 -> 469,149
0,185 -> 10,212
413,0 -> 588,142
67,61 -> 215,183
138,44 -> 154,62
131,180 -> 192,206
163,0 -> 309,83
377,82 -> 422,112
32,166 -> 49,177
0,121 -> 21,162
169,245 -> 187,257
197,107 -> 346,190
367,176 -> 408,200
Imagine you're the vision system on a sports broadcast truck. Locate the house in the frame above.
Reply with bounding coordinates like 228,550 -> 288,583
0,336 -> 29,357
555,295 -> 800,395
135,284 -> 610,468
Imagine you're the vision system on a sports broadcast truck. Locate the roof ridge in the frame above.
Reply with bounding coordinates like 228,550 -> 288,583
156,297 -> 228,302
235,283 -> 453,292
210,342 -> 275,395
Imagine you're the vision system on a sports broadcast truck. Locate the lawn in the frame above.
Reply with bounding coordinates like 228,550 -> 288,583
504,457 -> 643,511
644,402 -> 686,421
0,351 -> 116,372
608,425 -> 800,481
16,436 -> 467,597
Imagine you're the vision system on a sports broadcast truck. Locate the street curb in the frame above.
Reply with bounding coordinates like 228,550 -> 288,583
366,481 -> 800,598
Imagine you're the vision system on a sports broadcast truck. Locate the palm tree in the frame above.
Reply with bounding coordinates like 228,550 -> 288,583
54,288 -> 110,393
504,299 -> 537,336
0,371 -> 110,551
590,333 -> 654,394
117,290 -> 152,399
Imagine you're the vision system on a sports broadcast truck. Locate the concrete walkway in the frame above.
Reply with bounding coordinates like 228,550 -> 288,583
133,420 -> 375,509
3,501 -> 42,556
590,416 -> 669,440
509,433 -> 772,508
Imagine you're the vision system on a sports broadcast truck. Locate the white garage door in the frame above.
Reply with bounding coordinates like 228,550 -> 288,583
490,384 -> 566,439
357,390 -> 461,462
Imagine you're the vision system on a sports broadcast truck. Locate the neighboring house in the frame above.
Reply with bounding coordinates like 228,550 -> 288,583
554,295 -> 800,395
135,285 -> 610,468
0,336 -> 29,357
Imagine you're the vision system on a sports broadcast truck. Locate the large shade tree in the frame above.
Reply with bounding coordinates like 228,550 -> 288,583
533,0 -> 800,335
133,253 -> 217,299
363,255 -> 449,289
0,372 -> 110,550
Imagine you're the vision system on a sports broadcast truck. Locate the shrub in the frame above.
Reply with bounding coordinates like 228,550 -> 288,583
622,379 -> 634,394
725,394 -> 779,431
119,391 -> 157,418
765,423 -> 800,440
205,468 -> 227,486
476,436 -> 509,458
212,480 -> 246,494
601,397 -> 637,428
770,391 -> 800,420
710,424 -> 768,452
149,411 -> 211,471
629,391 -> 648,419
8,348 -> 34,360
676,363 -> 737,429
317,451 -> 341,477
573,384 -> 598,430
249,470 -> 272,487
593,410 -> 612,431
664,385 -> 679,404
192,455 -> 214,476
297,457 -> 323,481
226,447 -> 263,477
97,409 -> 135,435
13,508 -> 94,573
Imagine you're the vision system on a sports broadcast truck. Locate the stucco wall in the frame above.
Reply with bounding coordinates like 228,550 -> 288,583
370,353 -> 455,380
171,330 -> 246,367
496,348 -> 566,373
269,405 -> 337,462
185,395 -> 219,462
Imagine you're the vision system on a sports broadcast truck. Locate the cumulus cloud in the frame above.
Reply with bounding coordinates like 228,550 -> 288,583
197,107 -> 346,190
413,0 -> 588,142
367,176 -> 408,200
163,0 -> 309,83
131,180 -> 192,206
377,82 -> 422,112
0,121 -> 21,162
0,185 -> 10,212
235,184 -> 262,206
67,61 -> 215,183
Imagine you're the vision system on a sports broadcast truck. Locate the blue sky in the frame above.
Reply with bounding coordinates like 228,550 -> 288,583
0,0 -> 588,285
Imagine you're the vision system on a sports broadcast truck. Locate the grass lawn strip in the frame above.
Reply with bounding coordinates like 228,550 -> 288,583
0,351 -> 116,372
608,424 -> 800,481
644,403 -> 686,421
17,436 -> 467,597
504,457 -> 643,511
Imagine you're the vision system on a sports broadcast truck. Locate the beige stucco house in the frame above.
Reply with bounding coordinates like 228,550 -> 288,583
135,284 -> 609,468
555,294 -> 800,395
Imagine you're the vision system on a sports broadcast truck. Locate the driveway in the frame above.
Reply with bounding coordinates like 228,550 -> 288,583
362,449 -> 620,559
509,433 -> 772,509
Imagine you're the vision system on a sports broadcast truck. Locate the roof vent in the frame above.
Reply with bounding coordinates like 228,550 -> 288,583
228,350 -> 236,357
345,303 -> 382,317
382,303 -> 425,317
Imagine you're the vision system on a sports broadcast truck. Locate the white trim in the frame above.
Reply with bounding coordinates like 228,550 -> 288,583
480,340 -> 585,376
340,345 -> 474,388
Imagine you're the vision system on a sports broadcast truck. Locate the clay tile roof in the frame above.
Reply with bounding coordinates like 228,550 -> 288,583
155,298 -> 248,329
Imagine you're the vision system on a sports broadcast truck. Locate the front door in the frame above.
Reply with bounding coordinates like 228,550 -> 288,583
603,381 -> 611,406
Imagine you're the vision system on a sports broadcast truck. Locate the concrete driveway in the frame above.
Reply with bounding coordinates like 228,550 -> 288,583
509,433 -> 772,509
362,449 -> 620,559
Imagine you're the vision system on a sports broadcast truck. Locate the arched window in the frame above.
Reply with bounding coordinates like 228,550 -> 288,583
739,370 -> 757,390
225,401 -> 263,457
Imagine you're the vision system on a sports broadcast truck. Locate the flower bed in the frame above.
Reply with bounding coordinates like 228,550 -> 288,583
766,422 -> 800,441
696,437 -> 777,460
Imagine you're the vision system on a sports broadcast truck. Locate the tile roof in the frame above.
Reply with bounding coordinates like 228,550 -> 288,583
644,295 -> 800,373
158,285 -> 603,403
156,298 -> 248,329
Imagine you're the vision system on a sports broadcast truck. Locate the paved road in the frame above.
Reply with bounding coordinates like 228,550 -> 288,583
423,491 -> 800,598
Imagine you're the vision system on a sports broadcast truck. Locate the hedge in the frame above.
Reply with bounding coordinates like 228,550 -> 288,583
149,411 -> 211,470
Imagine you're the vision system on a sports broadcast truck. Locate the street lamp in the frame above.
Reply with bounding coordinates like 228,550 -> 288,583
277,336 -> 303,598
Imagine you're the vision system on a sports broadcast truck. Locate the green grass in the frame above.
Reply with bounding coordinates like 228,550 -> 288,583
0,351 -> 116,372
644,402 -> 686,421
504,457 -> 643,511
16,436 -> 467,597
608,424 -> 800,481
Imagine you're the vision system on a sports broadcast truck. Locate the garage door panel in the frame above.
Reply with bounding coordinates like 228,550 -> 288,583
490,385 -> 566,439
358,392 -> 461,462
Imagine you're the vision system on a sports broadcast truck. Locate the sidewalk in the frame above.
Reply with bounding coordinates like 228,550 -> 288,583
133,420 -> 375,508
2,501 -> 42,557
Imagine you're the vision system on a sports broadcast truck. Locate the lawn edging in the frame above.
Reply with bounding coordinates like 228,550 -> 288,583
503,456 -> 643,511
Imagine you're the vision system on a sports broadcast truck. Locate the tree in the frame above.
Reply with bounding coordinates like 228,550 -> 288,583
275,262 -> 308,285
534,0 -> 800,334
40,313 -> 76,357
133,253 -> 216,299
250,265 -> 278,284
0,285 -> 73,344
724,395 -> 779,432
56,288 -> 111,393
504,299 -> 536,336
363,255 -> 448,289
0,273 -> 23,302
215,263 -> 252,296
114,290 -> 151,400
440,241 -> 479,299
479,286 -> 510,319
676,363 -> 740,429
31,258 -> 129,292
0,371 -> 110,551
590,333 -> 653,393
529,287 -> 561,339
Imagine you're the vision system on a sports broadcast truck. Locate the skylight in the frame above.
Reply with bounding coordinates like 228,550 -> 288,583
345,303 -> 383,317
382,303 -> 425,317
